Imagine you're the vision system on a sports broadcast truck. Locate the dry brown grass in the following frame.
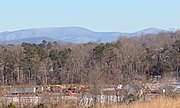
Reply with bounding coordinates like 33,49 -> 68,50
54,96 -> 180,108
103,96 -> 180,108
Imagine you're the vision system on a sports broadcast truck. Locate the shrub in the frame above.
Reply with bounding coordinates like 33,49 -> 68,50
33,103 -> 47,108
2,103 -> 17,108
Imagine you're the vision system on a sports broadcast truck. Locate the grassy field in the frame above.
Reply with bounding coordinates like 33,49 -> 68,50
54,96 -> 180,108
103,97 -> 180,108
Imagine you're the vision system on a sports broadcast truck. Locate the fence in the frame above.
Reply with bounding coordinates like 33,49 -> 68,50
0,94 -> 124,107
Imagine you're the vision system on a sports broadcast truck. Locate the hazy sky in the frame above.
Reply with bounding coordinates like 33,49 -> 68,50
0,0 -> 180,32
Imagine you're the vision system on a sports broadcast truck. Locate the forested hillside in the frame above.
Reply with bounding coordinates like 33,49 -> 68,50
0,30 -> 180,86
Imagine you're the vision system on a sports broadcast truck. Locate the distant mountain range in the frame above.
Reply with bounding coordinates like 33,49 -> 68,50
0,27 -> 168,44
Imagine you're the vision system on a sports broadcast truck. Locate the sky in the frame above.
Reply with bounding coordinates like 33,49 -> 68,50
0,0 -> 180,32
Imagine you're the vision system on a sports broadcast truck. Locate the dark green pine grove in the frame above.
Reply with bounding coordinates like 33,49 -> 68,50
0,31 -> 180,86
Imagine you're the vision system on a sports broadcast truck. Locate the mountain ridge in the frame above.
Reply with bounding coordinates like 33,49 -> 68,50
0,27 -> 168,44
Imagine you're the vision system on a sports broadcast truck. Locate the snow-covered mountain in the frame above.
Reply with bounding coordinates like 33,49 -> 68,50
0,27 -> 167,44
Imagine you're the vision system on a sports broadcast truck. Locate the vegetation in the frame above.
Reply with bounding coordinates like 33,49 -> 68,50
0,31 -> 180,108
51,96 -> 180,108
0,31 -> 180,86
32,103 -> 48,108
0,97 -> 179,108
1,103 -> 17,108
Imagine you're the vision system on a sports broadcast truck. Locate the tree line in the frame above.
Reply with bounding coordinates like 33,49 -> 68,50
0,31 -> 180,86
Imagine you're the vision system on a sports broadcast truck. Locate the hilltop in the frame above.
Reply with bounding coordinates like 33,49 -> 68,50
0,27 -> 167,44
